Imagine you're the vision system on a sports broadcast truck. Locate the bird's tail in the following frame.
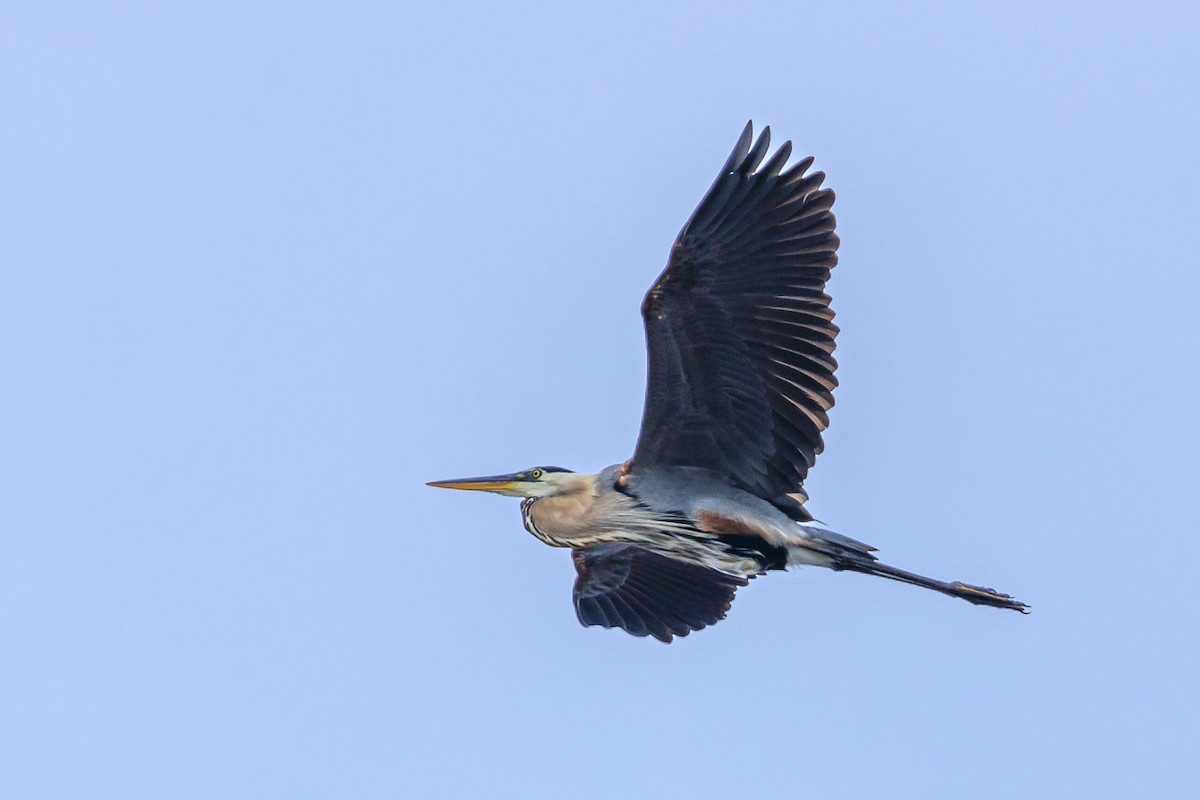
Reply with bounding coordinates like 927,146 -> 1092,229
791,522 -> 1028,612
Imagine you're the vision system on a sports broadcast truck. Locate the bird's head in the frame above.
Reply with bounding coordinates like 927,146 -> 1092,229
427,466 -> 580,498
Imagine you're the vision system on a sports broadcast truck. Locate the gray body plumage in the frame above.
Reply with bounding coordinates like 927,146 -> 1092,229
521,465 -> 792,574
429,123 -> 1027,642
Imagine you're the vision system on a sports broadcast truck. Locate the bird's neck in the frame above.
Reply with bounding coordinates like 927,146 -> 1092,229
520,474 -> 599,547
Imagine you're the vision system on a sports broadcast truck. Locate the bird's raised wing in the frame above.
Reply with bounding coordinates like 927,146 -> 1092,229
633,122 -> 839,505
571,544 -> 748,642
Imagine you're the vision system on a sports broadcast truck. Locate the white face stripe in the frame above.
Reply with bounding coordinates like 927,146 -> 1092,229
519,470 -> 584,498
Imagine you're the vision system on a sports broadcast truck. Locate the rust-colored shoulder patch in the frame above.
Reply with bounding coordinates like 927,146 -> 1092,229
615,459 -> 633,489
694,509 -> 788,546
695,510 -> 756,536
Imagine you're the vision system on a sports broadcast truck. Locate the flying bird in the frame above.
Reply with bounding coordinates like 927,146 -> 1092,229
429,122 -> 1027,642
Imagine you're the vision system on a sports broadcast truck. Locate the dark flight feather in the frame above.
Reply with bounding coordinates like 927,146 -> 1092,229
571,544 -> 749,642
633,121 -> 839,507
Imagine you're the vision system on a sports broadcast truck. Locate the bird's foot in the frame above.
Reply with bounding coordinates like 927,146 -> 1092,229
949,581 -> 1030,613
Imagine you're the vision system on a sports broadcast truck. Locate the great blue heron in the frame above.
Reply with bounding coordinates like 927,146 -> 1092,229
429,122 -> 1027,642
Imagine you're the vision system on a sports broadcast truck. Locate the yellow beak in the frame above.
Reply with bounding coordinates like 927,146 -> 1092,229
426,473 -> 522,493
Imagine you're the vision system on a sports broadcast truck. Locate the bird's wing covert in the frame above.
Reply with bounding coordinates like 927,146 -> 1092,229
633,122 -> 839,503
571,543 -> 748,643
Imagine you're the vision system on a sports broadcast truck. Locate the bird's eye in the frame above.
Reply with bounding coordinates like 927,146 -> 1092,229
531,469 -> 543,479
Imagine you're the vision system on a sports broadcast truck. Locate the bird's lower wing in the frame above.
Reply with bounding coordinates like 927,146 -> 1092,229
571,543 -> 749,643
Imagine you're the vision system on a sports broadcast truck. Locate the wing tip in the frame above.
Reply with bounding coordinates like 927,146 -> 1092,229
723,121 -> 756,174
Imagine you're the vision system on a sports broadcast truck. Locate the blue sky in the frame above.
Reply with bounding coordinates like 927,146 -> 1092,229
3,2 -> 1198,797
